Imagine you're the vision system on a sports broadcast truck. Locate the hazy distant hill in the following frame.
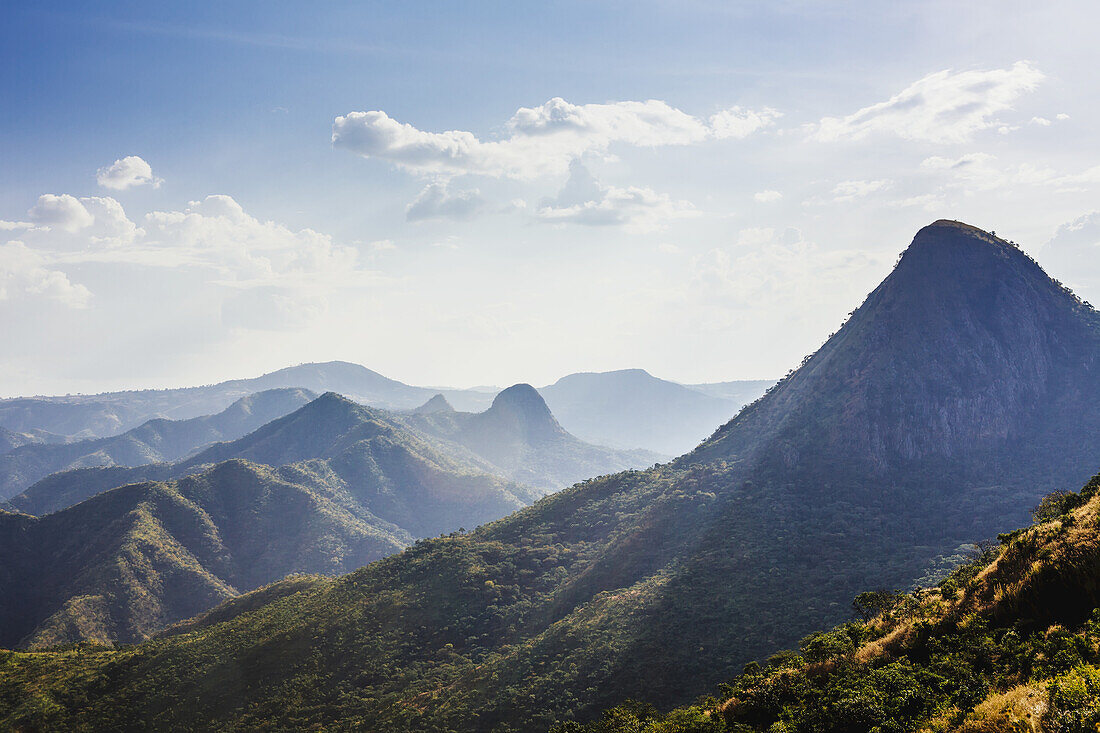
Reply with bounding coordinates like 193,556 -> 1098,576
0,363 -> 771,455
538,368 -> 748,455
9,393 -> 538,520
0,393 -> 543,648
683,378 -> 775,404
0,362 -> 486,440
406,385 -> 665,489
0,426 -> 68,455
0,388 -> 314,502
5,222 -> 1094,731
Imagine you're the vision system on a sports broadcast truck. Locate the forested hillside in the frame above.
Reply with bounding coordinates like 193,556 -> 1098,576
0,394 -> 540,648
0,221 -> 1096,731
562,473 -> 1100,732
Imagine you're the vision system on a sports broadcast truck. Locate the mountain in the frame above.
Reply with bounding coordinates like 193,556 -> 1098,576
538,368 -> 749,454
565,473 -> 1100,732
0,361 -> 488,440
683,378 -> 775,403
406,384 -> 665,489
8,392 -> 540,525
0,393 -> 541,648
0,426 -> 68,455
0,388 -> 314,502
0,362 -> 770,455
1,221 -> 1097,732
411,393 -> 456,414
0,460 -> 410,649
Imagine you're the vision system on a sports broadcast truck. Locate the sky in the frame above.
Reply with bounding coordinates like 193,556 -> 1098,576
1,1 -> 1099,396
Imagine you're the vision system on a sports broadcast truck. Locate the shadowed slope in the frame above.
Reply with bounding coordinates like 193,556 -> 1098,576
0,222 -> 1097,732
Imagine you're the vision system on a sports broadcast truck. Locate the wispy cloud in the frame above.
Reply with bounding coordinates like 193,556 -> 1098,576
813,61 -> 1044,143
533,160 -> 697,233
406,182 -> 485,222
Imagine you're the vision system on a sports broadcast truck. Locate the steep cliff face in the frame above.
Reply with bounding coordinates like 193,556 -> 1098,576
694,220 -> 1100,482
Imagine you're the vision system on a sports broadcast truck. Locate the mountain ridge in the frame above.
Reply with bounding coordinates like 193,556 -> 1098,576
1,220 -> 1096,731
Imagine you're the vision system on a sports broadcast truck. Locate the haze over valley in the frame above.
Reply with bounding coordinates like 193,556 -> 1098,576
2,2 -> 1099,731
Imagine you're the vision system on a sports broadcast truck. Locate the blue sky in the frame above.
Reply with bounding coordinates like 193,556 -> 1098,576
1,1 -> 1098,395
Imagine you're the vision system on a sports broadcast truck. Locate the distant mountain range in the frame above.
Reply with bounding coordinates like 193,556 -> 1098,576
2,221 -> 1092,731
540,369 -> 764,455
0,364 -> 771,455
406,385 -> 664,489
0,386 -> 660,648
0,388 -> 314,502
0,393 -> 541,648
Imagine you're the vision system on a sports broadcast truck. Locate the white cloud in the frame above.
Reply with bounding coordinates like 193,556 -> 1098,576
813,61 -> 1044,143
3,193 -> 379,325
708,106 -> 782,140
1030,116 -> 1052,126
533,160 -> 697,233
333,97 -> 779,179
96,156 -> 163,190
920,153 -> 1057,190
1040,211 -> 1100,304
888,193 -> 945,212
220,286 -> 329,331
754,189 -> 783,203
0,241 -> 91,308
830,179 -> 892,202
405,182 -> 485,222
27,194 -> 94,232
691,229 -> 884,314
1056,113 -> 1071,121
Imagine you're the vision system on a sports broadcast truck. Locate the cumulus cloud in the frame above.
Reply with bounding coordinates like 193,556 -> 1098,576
2,192 -> 379,325
0,241 -> 91,308
405,182 -> 486,222
96,156 -> 163,190
333,97 -> 779,179
813,61 -> 1044,143
533,160 -> 697,233
27,194 -> 94,232
754,189 -> 783,203
708,106 -> 783,140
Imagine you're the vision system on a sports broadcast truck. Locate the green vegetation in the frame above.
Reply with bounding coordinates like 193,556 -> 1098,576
0,221 -> 1097,731
557,474 -> 1100,733
0,394 -> 544,649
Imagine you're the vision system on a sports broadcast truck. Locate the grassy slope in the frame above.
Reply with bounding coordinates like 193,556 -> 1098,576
561,474 -> 1100,733
0,460 -> 409,649
0,396 -> 544,650
0,223 -> 1097,730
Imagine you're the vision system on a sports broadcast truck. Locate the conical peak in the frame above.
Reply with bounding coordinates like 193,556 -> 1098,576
690,219 -> 1100,474
412,394 -> 455,415
901,220 -> 1023,271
